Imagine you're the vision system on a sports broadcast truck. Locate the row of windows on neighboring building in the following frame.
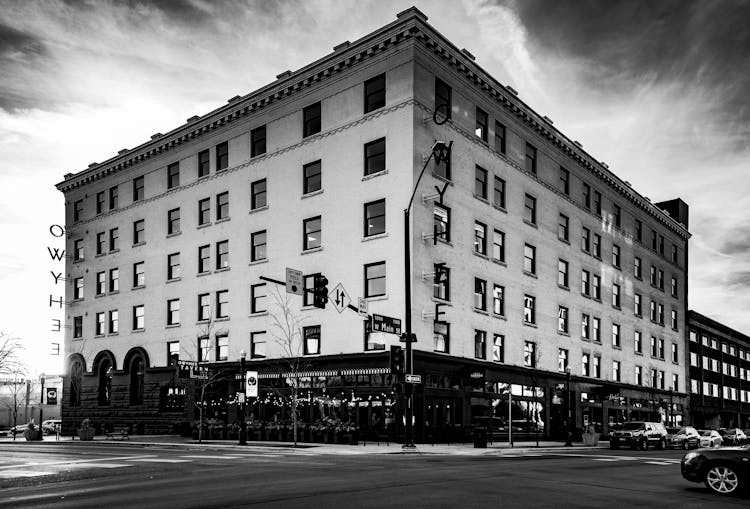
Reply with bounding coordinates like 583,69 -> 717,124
689,353 -> 750,381
435,76 -> 684,269
690,380 -> 750,402
689,330 -> 750,359
70,74 -> 388,224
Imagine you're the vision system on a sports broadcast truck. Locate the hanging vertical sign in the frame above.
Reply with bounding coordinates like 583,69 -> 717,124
48,224 -> 66,356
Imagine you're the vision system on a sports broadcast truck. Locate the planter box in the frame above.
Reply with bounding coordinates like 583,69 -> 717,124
583,433 -> 599,446
78,428 -> 95,441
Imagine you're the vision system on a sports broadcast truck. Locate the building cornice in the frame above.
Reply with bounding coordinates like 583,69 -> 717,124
688,310 -> 750,346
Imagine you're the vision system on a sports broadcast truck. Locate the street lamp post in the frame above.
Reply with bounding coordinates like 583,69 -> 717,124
39,373 -> 46,440
565,366 -> 572,447
403,140 -> 451,450
239,351 -> 247,446
668,386 -> 674,427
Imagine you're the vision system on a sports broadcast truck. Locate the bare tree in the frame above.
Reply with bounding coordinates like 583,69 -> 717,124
1,364 -> 29,433
526,346 -> 544,447
267,286 -> 309,447
0,332 -> 23,376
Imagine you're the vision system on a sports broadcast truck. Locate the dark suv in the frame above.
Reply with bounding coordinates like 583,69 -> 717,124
610,421 -> 668,450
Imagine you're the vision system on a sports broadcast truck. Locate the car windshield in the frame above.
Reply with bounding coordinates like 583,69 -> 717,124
700,430 -> 713,436
621,423 -> 644,431
676,427 -> 690,435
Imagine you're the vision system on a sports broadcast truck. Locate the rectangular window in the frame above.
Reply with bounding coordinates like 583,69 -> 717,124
434,204 -> 450,242
167,208 -> 180,235
72,238 -> 83,261
634,257 -> 642,279
671,276 -> 678,297
364,261 -> 386,298
583,183 -> 591,209
493,334 -> 504,363
434,321 -> 449,353
250,283 -> 266,313
133,305 -> 144,330
558,259 -> 569,287
364,73 -> 386,113
167,299 -> 180,325
650,301 -> 657,322
216,240 -> 229,269
435,78 -> 451,120
475,107 -> 488,142
434,264 -> 450,301
672,244 -> 679,264
593,356 -> 601,378
658,303 -> 664,324
523,294 -> 535,324
109,228 -> 119,251
523,244 -> 536,274
582,354 -> 590,376
581,269 -> 590,296
651,230 -> 658,250
303,326 -> 321,355
493,284 -> 504,315
96,271 -> 106,295
494,121 -> 506,154
198,149 -> 210,178
581,227 -> 590,252
634,293 -> 642,316
524,194 -> 537,224
250,126 -> 266,157
216,289 -> 229,318
671,310 -> 678,330
672,374 -> 679,392
613,204 -> 621,227
303,161 -> 321,194
593,317 -> 601,342
612,244 -> 621,267
167,252 -> 180,280
302,102 -> 321,138
251,331 -> 267,359
215,334 -> 228,361
96,312 -> 105,335
133,219 -> 145,244
559,167 -> 570,195
650,336 -> 658,357
493,176 -> 506,209
525,143 -> 537,174
109,185 -> 119,210
558,348 -> 569,372
198,198 -> 210,225
96,191 -> 105,215
558,306 -> 569,333
364,199 -> 386,237
635,219 -> 642,242
167,162 -> 180,189
474,330 -> 486,359
612,360 -> 621,382
217,140 -> 230,169
592,275 -> 601,300
133,262 -> 144,287
672,343 -> 679,363
133,176 -> 144,202
593,190 -> 601,215
73,199 -> 83,222
659,235 -> 665,256
475,165 -> 487,199
216,191 -> 229,220
198,244 -> 210,273
364,138 -> 386,176
581,314 -> 590,339
524,341 -> 536,367
251,179 -> 267,210
474,221 -> 487,255
474,278 -> 487,311
303,216 -> 321,250
96,232 -> 105,255
492,229 -> 505,263
73,316 -> 83,338
612,283 -> 621,308
634,331 -> 642,353
73,277 -> 83,300
251,230 -> 267,262
612,323 -> 621,347
658,269 -> 664,290
198,336 -> 210,362
636,366 -> 643,385
593,234 -> 601,258
109,268 -> 119,293
558,214 -> 569,241
198,293 -> 210,321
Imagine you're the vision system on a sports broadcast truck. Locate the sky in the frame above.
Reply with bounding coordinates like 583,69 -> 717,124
1,0 -> 749,376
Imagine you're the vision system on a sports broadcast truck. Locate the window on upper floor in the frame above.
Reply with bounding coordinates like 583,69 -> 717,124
215,333 -> 229,361
523,244 -> 536,275
434,264 -> 450,301
558,214 -> 569,242
198,198 -> 210,225
167,208 -> 180,235
494,121 -> 506,154
73,199 -> 83,222
167,299 -> 180,326
493,334 -> 505,363
493,176 -> 506,209
198,293 -> 210,321
493,229 -> 505,263
612,244 -> 621,268
634,257 -> 642,279
216,141 -> 229,170
303,160 -> 321,194
96,232 -> 105,255
251,331 -> 267,359
524,341 -> 537,367
671,244 -> 679,264
634,331 -> 642,354
475,107 -> 488,142
634,293 -> 642,316
559,167 -> 570,195
434,321 -> 450,353
251,179 -> 267,210
581,269 -> 590,297
215,289 -> 229,318
109,185 -> 118,210
474,221 -> 487,255
583,183 -> 591,209
581,313 -> 590,339
592,233 -> 601,258
493,284 -> 504,316
216,191 -> 229,220
558,306 -> 569,334
198,149 -> 210,178
523,294 -> 536,324
73,276 -> 83,300
635,219 -> 642,242
474,330 -> 486,359
364,138 -> 386,176
613,204 -> 621,228
435,77 -> 451,120
434,204 -> 450,242
612,283 -> 621,308
96,191 -> 105,215
198,244 -> 210,274
303,102 -> 321,138
475,165 -> 487,199
593,317 -> 601,342
558,348 -> 569,372
250,126 -> 266,158
474,277 -> 487,311
251,230 -> 267,262
671,276 -> 678,298
593,190 -> 601,215
167,252 -> 180,280
612,360 -> 621,382
364,73 -> 386,113
592,274 -> 601,300
96,271 -> 106,295
133,262 -> 144,288
108,228 -> 118,252
524,194 -> 537,225
73,315 -> 83,338
132,304 -> 144,330
95,312 -> 105,336
303,216 -> 321,250
216,240 -> 229,269
133,176 -> 144,202
303,325 -> 321,355
525,143 -> 537,174
364,199 -> 386,237
558,259 -> 569,288
133,219 -> 145,245
612,323 -> 621,347
167,162 -> 180,189
581,227 -> 590,252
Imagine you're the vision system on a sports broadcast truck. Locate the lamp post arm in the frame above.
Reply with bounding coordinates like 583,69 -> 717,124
405,151 -> 437,214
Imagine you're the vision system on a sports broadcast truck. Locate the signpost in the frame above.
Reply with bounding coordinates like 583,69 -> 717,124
328,283 -> 351,314
285,268 -> 303,296
371,313 -> 402,335
405,374 -> 421,384
357,297 -> 368,317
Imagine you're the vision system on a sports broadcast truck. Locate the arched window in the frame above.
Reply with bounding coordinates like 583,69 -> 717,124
98,358 -> 112,406
130,356 -> 145,405
69,359 -> 83,407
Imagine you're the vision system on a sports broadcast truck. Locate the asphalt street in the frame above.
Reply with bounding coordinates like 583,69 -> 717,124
0,442 -> 745,508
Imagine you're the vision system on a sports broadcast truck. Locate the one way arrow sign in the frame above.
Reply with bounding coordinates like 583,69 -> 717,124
328,283 -> 351,314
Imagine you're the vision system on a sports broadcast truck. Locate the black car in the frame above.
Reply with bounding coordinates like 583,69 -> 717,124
681,446 -> 750,496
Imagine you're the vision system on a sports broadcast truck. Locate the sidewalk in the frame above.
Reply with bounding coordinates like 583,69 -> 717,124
0,433 -> 610,455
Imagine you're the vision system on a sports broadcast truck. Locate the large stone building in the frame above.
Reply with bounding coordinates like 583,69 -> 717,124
56,7 -> 690,440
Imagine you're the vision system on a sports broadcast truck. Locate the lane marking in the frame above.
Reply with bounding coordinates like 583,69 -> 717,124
180,455 -> 245,460
0,455 -> 155,470
129,458 -> 192,463
0,471 -> 55,478
644,461 -> 675,465
64,463 -> 133,469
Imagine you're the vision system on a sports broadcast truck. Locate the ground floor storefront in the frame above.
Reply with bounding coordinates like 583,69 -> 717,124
61,351 -> 688,442
689,399 -> 750,430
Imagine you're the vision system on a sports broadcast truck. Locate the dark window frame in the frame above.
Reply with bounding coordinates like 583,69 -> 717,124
302,102 -> 322,138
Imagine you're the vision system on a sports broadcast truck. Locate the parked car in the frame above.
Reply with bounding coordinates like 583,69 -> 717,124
699,429 -> 723,448
0,426 -> 9,437
718,428 -> 747,446
667,426 -> 700,449
682,446 -> 750,495
41,419 -> 61,435
610,421 -> 668,450
10,423 -> 31,437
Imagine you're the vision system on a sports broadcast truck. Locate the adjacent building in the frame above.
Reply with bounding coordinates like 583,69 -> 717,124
56,7 -> 691,440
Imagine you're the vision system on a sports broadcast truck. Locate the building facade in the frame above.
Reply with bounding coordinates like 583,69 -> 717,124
687,310 -> 750,429
56,7 -> 690,440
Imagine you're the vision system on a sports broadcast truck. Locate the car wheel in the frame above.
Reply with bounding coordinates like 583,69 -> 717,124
657,438 -> 666,450
704,463 -> 741,495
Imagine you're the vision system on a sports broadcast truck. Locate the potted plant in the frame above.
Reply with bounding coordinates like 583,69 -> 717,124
77,418 -> 95,441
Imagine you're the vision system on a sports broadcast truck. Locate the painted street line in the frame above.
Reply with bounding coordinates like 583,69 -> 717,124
179,455 -> 246,460
0,470 -> 55,478
128,458 -> 192,463
644,461 -> 675,465
63,463 -> 133,469
0,455 -> 155,470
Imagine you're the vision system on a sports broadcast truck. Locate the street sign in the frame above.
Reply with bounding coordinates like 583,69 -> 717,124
405,374 -> 421,384
245,370 -> 258,398
371,313 -> 402,335
237,392 -> 246,404
329,283 -> 351,314
357,297 -> 368,317
286,267 -> 303,296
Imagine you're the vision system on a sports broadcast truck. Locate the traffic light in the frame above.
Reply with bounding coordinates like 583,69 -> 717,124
390,345 -> 404,375
313,274 -> 329,309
